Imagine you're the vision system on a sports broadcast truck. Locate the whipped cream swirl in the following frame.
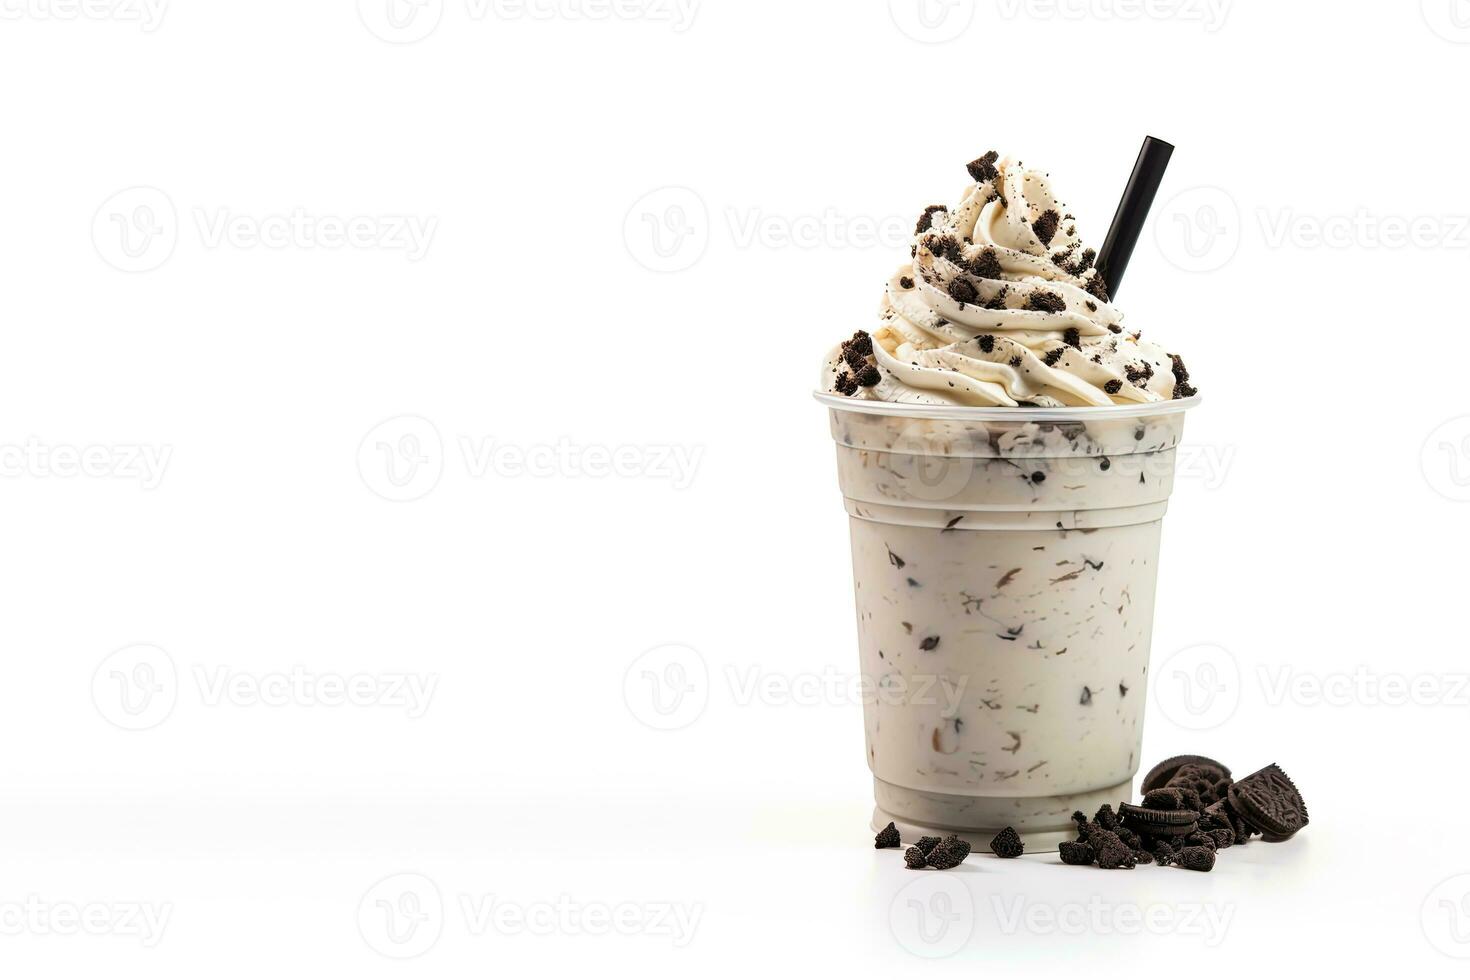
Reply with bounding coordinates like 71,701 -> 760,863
824,152 -> 1195,408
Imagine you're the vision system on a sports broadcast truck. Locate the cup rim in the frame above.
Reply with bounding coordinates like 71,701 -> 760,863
812,391 -> 1201,422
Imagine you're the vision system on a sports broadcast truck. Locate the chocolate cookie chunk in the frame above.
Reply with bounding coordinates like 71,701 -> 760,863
1227,764 -> 1308,841
874,822 -> 901,849
927,835 -> 972,870
1142,755 -> 1232,794
1119,802 -> 1199,838
989,827 -> 1023,859
1058,841 -> 1095,865
1176,846 -> 1216,872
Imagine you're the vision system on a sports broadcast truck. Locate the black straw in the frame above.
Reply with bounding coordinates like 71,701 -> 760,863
1095,136 -> 1174,300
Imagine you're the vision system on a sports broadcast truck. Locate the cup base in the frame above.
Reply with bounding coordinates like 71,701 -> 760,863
872,807 -> 1078,852
872,776 -> 1132,842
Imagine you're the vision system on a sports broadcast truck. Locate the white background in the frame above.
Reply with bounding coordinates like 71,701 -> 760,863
2,0 -> 1468,974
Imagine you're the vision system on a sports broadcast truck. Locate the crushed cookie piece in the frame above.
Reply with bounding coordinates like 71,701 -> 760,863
834,372 -> 858,396
1027,290 -> 1065,313
898,275 -> 914,290
915,205 -> 947,235
1032,209 -> 1060,246
966,150 -> 1000,183
1104,379 -> 1123,394
1043,347 -> 1066,366
948,278 -> 977,304
855,364 -> 880,387
1063,327 -> 1081,350
977,334 -> 995,353
970,248 -> 1002,280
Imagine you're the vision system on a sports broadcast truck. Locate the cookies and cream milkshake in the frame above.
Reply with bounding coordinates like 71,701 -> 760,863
818,151 -> 1198,843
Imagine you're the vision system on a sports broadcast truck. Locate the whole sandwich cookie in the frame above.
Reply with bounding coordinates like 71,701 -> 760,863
1119,802 -> 1198,838
1227,764 -> 1309,842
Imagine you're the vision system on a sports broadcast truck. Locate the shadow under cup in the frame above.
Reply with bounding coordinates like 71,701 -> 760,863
819,394 -> 1198,843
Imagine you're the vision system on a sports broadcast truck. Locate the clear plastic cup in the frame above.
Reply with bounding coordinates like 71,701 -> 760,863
817,393 -> 1200,845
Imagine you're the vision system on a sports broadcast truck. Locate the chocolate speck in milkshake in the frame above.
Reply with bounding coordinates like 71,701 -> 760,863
887,547 -> 905,570
1030,471 -> 1046,484
1086,301 -> 1098,312
966,150 -> 1000,183
942,515 -> 964,532
1003,731 -> 1021,753
920,636 -> 940,651
1009,355 -> 1022,368
977,334 -> 996,353
971,248 -> 1002,279
1104,379 -> 1123,394
1119,682 -> 1129,697
948,278 -> 978,305
996,568 -> 1022,588
1043,347 -> 1066,367
907,577 -> 920,588
1099,457 -> 1111,471
899,275 -> 914,290
983,286 -> 1009,310
1027,290 -> 1065,313
1063,327 -> 1081,349
1085,273 -> 1111,303
1080,686 -> 1094,705
1032,209 -> 1060,246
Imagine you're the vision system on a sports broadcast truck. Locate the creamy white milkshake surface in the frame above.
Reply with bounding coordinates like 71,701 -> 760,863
823,151 -> 1197,408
